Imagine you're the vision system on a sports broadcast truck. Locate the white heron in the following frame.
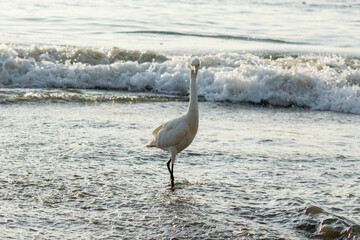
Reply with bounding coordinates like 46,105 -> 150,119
146,58 -> 200,188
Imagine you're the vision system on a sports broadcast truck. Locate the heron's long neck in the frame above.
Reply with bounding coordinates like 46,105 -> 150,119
187,69 -> 198,118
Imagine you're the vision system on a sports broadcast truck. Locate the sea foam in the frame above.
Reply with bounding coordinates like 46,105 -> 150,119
1,45 -> 359,114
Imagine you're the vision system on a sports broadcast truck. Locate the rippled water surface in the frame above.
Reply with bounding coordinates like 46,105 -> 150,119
1,0 -> 360,53
1,93 -> 359,239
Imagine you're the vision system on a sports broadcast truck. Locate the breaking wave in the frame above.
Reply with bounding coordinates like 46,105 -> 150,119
1,44 -> 359,114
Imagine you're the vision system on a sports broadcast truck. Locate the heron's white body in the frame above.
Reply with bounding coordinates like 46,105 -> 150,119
146,59 -> 200,186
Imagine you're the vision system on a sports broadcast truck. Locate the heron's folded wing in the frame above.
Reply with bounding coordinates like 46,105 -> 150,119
152,124 -> 163,135
157,120 -> 188,147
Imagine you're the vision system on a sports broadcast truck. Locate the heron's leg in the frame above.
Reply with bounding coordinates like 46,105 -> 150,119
167,158 -> 172,176
171,161 -> 175,188
166,158 -> 174,187
168,148 -> 177,188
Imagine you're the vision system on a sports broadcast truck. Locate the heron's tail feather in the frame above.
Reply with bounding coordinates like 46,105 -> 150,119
152,125 -> 163,135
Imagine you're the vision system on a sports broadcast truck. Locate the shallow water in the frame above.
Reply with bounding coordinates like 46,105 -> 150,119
1,94 -> 359,239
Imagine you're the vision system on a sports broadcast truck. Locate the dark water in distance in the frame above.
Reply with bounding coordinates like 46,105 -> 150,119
1,0 -> 360,53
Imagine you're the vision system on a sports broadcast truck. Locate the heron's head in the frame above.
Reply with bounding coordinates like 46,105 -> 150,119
191,58 -> 200,72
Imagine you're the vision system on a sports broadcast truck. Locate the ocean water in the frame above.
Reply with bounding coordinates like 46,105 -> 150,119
1,0 -> 360,239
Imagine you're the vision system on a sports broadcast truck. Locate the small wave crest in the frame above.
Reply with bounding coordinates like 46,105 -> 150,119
1,44 -> 359,114
0,89 -> 187,104
0,45 -> 168,66
120,30 -> 305,45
